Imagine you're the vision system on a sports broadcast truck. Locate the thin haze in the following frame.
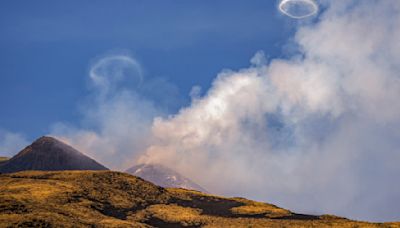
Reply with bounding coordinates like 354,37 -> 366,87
1,0 -> 399,223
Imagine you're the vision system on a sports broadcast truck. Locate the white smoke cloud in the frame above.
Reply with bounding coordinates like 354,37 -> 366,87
51,53 -> 165,170
137,0 -> 400,222
0,130 -> 28,157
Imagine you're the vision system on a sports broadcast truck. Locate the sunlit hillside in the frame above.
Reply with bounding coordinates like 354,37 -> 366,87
0,171 -> 398,227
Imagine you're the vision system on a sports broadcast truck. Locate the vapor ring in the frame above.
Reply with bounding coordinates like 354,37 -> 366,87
279,0 -> 318,19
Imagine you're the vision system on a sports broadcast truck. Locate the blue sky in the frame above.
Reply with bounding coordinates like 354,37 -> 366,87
0,0 -> 294,140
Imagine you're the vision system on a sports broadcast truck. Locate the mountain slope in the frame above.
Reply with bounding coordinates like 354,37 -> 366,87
0,136 -> 107,173
0,170 -> 398,227
0,157 -> 8,166
126,163 -> 207,192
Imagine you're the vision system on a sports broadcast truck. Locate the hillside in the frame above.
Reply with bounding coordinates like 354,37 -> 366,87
0,136 -> 108,173
126,163 -> 207,192
0,157 -> 8,166
0,171 -> 398,227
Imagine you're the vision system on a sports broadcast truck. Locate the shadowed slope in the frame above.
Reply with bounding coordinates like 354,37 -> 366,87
0,136 -> 107,173
0,171 -> 398,227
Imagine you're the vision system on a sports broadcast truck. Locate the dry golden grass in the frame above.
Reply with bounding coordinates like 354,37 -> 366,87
0,170 -> 399,227
0,171 -> 168,227
230,197 -> 291,218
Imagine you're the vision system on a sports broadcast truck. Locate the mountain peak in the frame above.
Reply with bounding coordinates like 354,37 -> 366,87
0,136 -> 108,173
126,163 -> 207,193
16,136 -> 74,158
25,136 -> 62,152
34,136 -> 58,143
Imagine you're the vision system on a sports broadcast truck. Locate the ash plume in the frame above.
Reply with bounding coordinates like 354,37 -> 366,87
138,0 -> 400,222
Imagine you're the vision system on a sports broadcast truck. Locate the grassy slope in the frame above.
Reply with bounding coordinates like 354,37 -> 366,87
0,171 -> 398,228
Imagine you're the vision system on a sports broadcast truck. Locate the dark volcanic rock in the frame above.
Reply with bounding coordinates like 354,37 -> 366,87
126,163 -> 207,193
0,136 -> 108,173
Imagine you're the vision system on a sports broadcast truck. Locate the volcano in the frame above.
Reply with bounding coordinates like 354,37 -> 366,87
126,163 -> 207,192
0,136 -> 108,173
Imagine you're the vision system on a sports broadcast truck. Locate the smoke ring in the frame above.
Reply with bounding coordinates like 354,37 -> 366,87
279,0 -> 318,19
89,55 -> 144,93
